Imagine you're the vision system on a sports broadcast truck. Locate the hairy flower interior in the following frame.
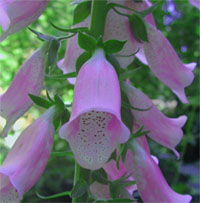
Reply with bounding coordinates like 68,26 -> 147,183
69,110 -> 114,169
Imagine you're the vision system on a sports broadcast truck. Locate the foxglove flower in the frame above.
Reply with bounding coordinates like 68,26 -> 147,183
0,0 -> 49,42
104,0 -> 139,68
189,0 -> 200,9
143,24 -> 196,103
59,49 -> 130,170
57,17 -> 90,84
123,82 -> 187,158
131,139 -> 192,202
0,106 -> 56,202
0,43 -> 48,138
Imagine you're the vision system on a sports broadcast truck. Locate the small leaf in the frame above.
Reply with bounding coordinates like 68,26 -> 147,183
106,54 -> 122,77
28,94 -> 52,109
50,21 -> 89,33
73,0 -> 91,25
51,151 -> 73,157
107,198 -> 135,203
122,101 -> 152,111
104,40 -> 126,54
76,51 -> 92,73
129,14 -> 148,42
46,72 -> 77,80
129,126 -> 150,142
48,39 -> 60,71
119,70 -> 136,81
78,32 -> 96,51
121,90 -> 134,132
61,108 -> 71,125
53,118 -> 60,130
46,90 -> 54,103
71,179 -> 88,198
36,191 -> 71,200
54,94 -> 65,110
92,169 -> 109,185
139,3 -> 159,17
28,27 -> 52,41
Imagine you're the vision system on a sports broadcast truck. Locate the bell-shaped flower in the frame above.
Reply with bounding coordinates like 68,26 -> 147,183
143,24 -> 196,103
57,17 -> 90,84
0,0 -> 49,42
0,106 -> 57,202
189,0 -> 200,9
0,43 -> 48,138
59,49 -> 130,170
123,82 -> 187,158
130,139 -> 192,203
104,0 -> 139,68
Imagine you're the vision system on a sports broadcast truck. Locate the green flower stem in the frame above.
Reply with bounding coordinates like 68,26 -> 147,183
90,0 -> 107,39
73,162 -> 91,203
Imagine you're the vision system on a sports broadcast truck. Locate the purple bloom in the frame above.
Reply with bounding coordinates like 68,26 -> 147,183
0,0 -> 49,42
0,43 -> 48,138
59,49 -> 130,170
0,106 -> 56,202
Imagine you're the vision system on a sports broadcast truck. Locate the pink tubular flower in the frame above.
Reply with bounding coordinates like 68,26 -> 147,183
57,17 -> 90,84
143,24 -> 196,103
104,0 -> 139,68
123,82 -> 187,158
0,106 -> 56,202
59,49 -> 130,170
189,0 -> 200,9
0,0 -> 49,42
131,139 -> 192,203
0,43 -> 48,138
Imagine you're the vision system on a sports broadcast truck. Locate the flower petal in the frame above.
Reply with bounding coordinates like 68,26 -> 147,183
143,24 -> 196,103
123,82 -> 187,158
59,49 -> 130,169
0,44 -> 47,137
0,0 -> 49,42
131,140 -> 192,203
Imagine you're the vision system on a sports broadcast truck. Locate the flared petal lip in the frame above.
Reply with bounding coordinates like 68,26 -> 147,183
57,58 -> 76,84
60,106 -> 130,144
0,171 -> 23,200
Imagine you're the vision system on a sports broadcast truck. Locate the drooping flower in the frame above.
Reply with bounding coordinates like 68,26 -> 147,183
0,106 -> 56,202
57,17 -> 90,84
123,82 -> 187,158
0,0 -> 49,42
130,139 -> 192,203
104,0 -> 139,68
0,43 -> 48,138
189,0 -> 200,9
59,49 -> 130,170
143,23 -> 196,103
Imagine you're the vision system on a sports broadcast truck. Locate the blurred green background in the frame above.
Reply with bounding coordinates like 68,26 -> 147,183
0,0 -> 199,202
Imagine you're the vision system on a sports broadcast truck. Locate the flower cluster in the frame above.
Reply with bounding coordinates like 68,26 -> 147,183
0,0 -> 197,202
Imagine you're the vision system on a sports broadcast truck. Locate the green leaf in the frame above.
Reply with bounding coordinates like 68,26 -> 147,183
48,39 -> 60,71
76,51 -> 92,73
139,3 -> 159,17
122,101 -> 152,111
121,90 -> 134,132
106,54 -> 122,77
53,118 -> 60,130
28,27 -> 52,41
51,151 -> 73,157
71,179 -> 88,198
49,21 -> 89,33
129,126 -> 150,142
61,108 -> 71,125
119,69 -> 137,81
73,1 -> 91,25
78,32 -> 97,51
46,90 -> 54,103
104,40 -> 126,54
54,94 -> 65,110
107,198 -> 135,203
46,72 -> 77,80
92,168 -> 109,185
129,14 -> 148,42
36,191 -> 71,199
28,94 -> 52,109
